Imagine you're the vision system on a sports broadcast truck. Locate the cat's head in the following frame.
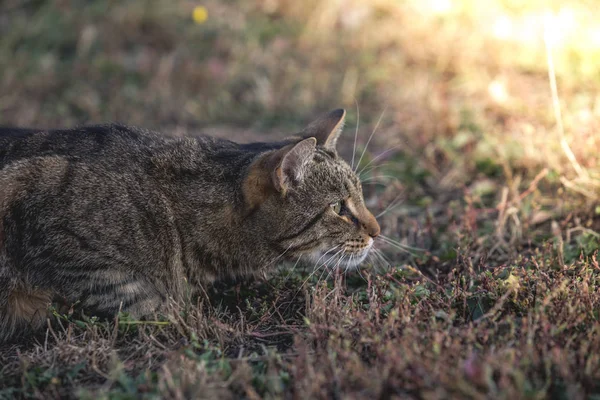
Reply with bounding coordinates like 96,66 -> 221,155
244,109 -> 380,270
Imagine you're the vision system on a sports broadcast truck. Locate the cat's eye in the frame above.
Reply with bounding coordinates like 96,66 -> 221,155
330,201 -> 343,214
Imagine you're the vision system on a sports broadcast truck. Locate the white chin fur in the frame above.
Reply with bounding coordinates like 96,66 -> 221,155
307,239 -> 373,271
341,249 -> 370,270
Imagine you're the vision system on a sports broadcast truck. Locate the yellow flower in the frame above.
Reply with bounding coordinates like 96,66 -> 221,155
192,6 -> 208,24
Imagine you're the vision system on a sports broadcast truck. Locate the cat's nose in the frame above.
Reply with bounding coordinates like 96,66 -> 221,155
367,221 -> 380,238
362,213 -> 380,238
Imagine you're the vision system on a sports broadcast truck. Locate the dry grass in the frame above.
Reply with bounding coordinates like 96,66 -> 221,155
1,0 -> 600,398
1,255 -> 599,398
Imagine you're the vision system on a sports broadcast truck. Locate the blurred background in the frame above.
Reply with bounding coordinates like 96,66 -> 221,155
1,0 -> 599,261
3,3 -> 600,396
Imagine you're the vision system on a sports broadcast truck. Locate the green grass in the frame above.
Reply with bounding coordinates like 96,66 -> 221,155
1,0 -> 600,398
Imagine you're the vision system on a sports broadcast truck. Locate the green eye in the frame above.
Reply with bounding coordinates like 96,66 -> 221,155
330,201 -> 342,214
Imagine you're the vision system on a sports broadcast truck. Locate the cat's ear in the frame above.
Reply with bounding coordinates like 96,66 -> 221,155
243,138 -> 316,209
272,137 -> 317,193
301,109 -> 346,151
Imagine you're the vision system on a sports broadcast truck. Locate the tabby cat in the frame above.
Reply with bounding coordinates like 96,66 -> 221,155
0,109 -> 380,342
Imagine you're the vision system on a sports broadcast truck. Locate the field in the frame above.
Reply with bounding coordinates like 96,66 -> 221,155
1,0 -> 600,398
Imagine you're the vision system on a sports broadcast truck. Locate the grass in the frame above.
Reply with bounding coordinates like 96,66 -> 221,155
1,0 -> 600,398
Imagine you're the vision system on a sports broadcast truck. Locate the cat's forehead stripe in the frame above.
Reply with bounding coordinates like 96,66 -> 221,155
314,155 -> 361,194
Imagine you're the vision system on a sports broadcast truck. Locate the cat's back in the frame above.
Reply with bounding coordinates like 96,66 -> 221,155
0,124 -> 165,169
0,126 -> 185,287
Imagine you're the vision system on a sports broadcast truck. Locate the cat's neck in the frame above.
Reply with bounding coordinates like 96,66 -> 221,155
155,138 -> 282,285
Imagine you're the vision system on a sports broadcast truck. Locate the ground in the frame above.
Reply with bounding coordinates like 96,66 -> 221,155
0,1 -> 599,399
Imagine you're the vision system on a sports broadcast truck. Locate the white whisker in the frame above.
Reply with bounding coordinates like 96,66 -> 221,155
320,247 -> 344,268
281,255 -> 303,285
354,255 -> 368,283
357,162 -> 392,179
323,254 -> 346,284
375,192 -> 406,219
357,144 -> 402,177
378,235 -> 424,256
313,245 -> 340,269
301,248 -> 344,291
379,235 -> 423,250
369,248 -> 383,269
361,175 -> 400,184
354,106 -> 387,173
280,246 -> 344,316
372,248 -> 392,272
361,181 -> 391,187
319,250 -> 344,281
351,99 -> 360,170
262,243 -> 294,272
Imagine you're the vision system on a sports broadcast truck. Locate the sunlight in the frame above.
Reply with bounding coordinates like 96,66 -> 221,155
488,79 -> 508,104
429,0 -> 453,15
411,0 -> 453,15
492,15 -> 513,41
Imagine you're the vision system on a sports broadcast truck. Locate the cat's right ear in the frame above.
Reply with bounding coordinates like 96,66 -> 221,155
301,109 -> 346,152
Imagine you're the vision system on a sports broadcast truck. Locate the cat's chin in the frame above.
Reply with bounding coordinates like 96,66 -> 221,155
305,242 -> 373,271
341,251 -> 370,270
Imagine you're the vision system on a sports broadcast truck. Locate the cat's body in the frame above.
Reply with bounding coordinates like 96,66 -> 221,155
0,110 -> 380,342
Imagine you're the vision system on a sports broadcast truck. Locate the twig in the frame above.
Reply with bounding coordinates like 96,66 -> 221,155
544,12 -> 587,180
518,167 -> 549,201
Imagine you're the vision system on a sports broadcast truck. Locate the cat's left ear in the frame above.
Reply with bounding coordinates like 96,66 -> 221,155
272,137 -> 317,193
301,109 -> 346,151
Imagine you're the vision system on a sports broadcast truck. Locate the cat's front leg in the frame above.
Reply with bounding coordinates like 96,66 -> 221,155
73,275 -> 166,321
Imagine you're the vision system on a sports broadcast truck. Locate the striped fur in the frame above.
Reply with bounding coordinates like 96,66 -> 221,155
0,109 -> 380,342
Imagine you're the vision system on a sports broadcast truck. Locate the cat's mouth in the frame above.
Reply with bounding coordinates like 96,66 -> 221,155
341,237 -> 374,270
308,237 -> 374,271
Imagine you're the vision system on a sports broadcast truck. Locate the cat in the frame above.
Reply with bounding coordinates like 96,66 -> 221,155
0,109 -> 380,343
